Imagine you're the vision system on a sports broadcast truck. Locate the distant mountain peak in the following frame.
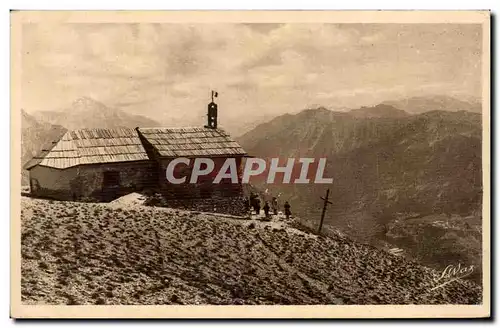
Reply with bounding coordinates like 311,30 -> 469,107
73,96 -> 96,103
348,104 -> 409,118
383,95 -> 481,114
299,107 -> 332,116
70,97 -> 108,113
32,98 -> 161,130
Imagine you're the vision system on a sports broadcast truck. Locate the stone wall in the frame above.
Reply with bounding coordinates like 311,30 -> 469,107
146,194 -> 248,217
159,181 -> 243,199
28,161 -> 157,202
71,161 -> 157,201
29,166 -> 78,200
157,156 -> 245,199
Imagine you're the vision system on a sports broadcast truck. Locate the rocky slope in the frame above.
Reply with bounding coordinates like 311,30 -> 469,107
21,197 -> 481,305
237,106 -> 483,284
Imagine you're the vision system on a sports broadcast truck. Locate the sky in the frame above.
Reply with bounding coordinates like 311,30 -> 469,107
21,23 -> 482,125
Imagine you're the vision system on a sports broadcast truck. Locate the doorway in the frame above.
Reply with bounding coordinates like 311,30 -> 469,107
102,170 -> 121,201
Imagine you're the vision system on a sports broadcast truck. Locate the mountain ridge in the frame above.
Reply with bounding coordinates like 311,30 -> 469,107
348,104 -> 410,118
237,104 -> 482,283
32,97 -> 162,130
382,95 -> 482,114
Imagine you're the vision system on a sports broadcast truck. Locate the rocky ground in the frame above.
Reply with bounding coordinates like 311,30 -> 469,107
21,196 -> 482,305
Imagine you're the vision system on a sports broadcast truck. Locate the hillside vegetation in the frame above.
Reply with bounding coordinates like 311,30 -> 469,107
21,197 -> 481,305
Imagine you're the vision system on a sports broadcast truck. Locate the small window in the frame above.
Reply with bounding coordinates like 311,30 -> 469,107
199,179 -> 213,198
103,171 -> 120,187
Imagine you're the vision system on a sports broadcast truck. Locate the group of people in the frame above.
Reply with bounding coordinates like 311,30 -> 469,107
245,193 -> 292,220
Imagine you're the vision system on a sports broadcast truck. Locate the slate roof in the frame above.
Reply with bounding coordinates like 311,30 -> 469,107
137,127 -> 247,158
24,128 -> 149,170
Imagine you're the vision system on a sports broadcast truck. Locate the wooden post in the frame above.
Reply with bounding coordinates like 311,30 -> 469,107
318,188 -> 332,233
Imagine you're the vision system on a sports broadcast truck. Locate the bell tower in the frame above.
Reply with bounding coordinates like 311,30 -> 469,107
205,90 -> 218,129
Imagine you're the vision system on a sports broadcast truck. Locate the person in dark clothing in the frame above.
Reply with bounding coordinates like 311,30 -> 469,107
249,193 -> 258,214
243,197 -> 251,214
271,197 -> 278,215
263,201 -> 270,219
255,198 -> 261,215
284,201 -> 291,220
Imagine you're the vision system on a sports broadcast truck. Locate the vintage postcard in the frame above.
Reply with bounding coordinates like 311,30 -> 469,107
10,10 -> 490,319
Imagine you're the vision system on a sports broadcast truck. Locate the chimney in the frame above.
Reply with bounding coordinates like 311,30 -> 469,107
205,90 -> 218,129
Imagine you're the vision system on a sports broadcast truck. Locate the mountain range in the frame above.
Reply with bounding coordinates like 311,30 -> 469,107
22,94 -> 482,180
31,97 -> 162,130
238,107 -> 481,219
236,104 -> 482,283
383,95 -> 482,114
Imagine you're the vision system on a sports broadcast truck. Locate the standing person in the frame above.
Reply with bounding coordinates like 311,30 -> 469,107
271,197 -> 278,215
263,201 -> 270,219
249,192 -> 258,214
284,201 -> 291,220
249,193 -> 256,214
255,198 -> 261,215
243,197 -> 251,215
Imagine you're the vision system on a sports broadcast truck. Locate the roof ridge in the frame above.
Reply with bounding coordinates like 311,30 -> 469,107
67,127 -> 135,131
25,125 -> 246,170
73,144 -> 142,147
138,126 -> 227,131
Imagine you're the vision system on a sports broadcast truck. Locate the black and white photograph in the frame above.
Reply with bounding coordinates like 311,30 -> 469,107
10,10 -> 491,319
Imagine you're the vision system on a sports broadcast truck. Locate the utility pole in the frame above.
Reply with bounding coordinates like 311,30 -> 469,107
318,188 -> 332,233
